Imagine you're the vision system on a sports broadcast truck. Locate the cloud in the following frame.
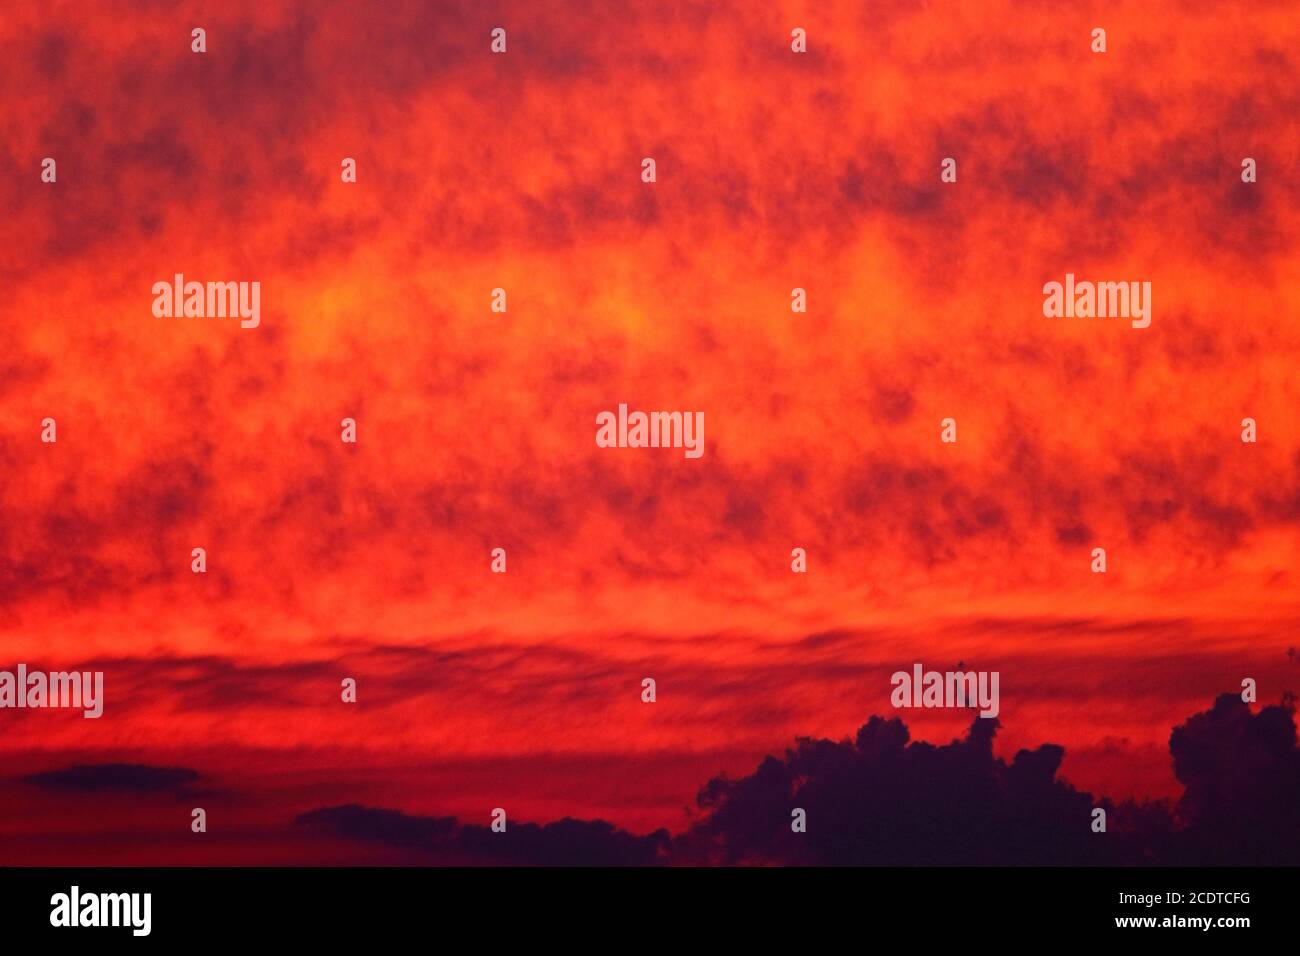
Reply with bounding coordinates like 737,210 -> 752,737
1,0 -> 1299,862
1168,694 -> 1300,865
296,804 -> 670,865
678,715 -> 1129,865
296,803 -> 457,847
286,694 -> 1299,865
676,694 -> 1300,865
21,763 -> 201,794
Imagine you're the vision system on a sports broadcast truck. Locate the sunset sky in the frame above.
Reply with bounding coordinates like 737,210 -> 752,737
1,0 -> 1299,864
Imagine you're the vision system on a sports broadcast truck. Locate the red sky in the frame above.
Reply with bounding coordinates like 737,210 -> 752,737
1,0 -> 1299,863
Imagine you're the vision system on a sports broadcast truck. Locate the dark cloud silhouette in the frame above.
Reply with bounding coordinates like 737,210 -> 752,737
296,804 -> 670,866
678,715 -> 1131,865
455,817 -> 672,866
21,763 -> 201,794
297,804 -> 457,847
289,694 -> 1299,866
1167,693 -> 1300,866
679,695 -> 1300,865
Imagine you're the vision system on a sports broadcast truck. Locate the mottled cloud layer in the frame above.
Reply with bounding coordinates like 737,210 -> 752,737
1,1 -> 1298,858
